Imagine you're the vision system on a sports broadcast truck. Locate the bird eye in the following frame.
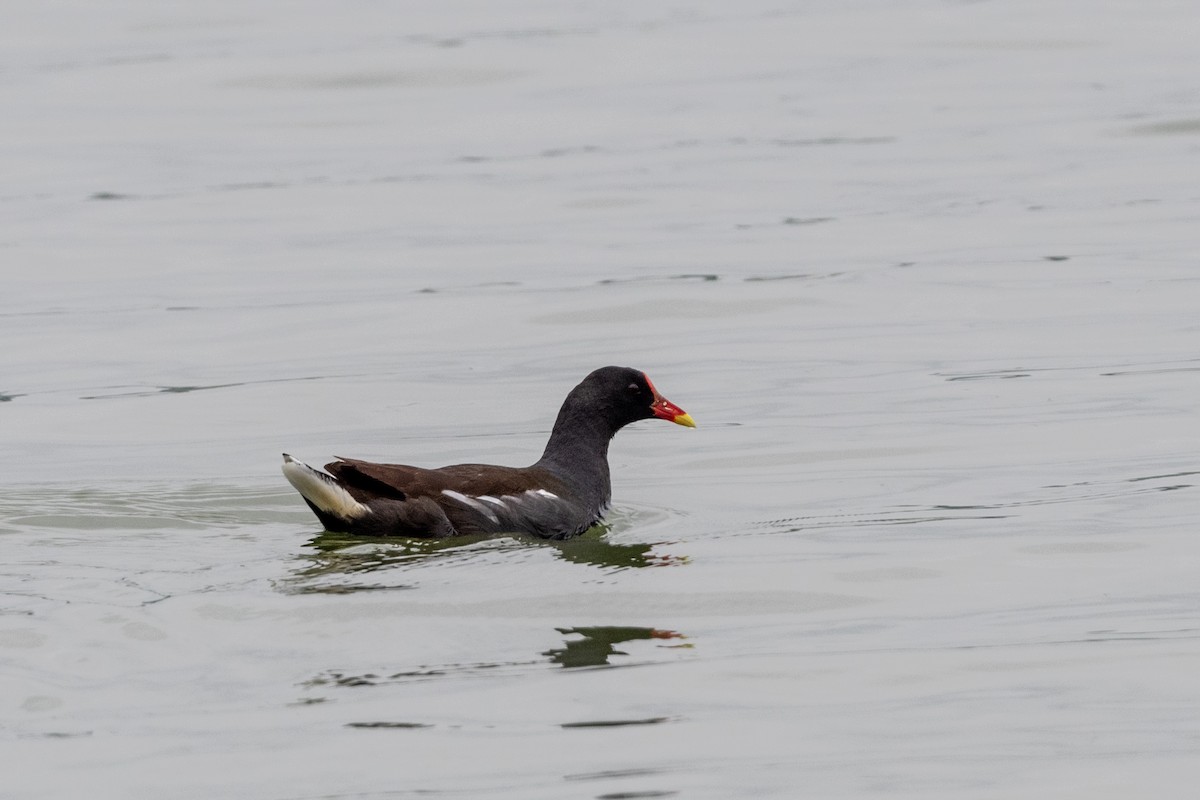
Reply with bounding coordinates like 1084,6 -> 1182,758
628,383 -> 640,392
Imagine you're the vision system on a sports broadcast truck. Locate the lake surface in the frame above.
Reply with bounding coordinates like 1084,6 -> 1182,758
4,1 -> 1200,797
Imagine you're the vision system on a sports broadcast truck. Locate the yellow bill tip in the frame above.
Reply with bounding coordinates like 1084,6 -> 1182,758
673,412 -> 697,428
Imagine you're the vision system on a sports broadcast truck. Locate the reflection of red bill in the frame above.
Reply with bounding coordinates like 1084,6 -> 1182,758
649,629 -> 686,640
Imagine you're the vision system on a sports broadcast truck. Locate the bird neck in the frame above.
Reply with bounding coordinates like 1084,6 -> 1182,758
536,401 -> 616,502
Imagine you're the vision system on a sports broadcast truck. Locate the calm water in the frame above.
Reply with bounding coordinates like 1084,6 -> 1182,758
5,1 -> 1200,797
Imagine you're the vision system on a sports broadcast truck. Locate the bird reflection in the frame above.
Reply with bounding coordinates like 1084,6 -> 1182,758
544,626 -> 687,668
300,626 -> 689,692
545,527 -> 685,569
281,527 -> 683,594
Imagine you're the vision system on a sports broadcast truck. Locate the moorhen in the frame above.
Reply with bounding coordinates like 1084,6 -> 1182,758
282,366 -> 694,538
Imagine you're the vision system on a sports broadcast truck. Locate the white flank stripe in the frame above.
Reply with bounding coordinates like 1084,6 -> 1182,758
281,455 -> 370,519
441,489 -> 500,523
530,489 -> 559,500
478,495 -> 507,508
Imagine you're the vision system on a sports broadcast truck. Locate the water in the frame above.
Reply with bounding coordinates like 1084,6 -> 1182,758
4,1 -> 1200,797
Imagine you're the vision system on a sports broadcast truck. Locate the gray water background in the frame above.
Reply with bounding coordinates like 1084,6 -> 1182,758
4,1 -> 1200,797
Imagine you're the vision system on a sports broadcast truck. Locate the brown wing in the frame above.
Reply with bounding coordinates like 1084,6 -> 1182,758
324,458 -> 425,501
326,458 -> 570,503
324,457 -> 588,538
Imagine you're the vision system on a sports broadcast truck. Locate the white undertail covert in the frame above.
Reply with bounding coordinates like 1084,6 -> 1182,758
281,454 -> 371,519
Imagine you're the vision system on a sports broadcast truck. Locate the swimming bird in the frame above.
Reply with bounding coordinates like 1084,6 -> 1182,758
281,366 -> 695,538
